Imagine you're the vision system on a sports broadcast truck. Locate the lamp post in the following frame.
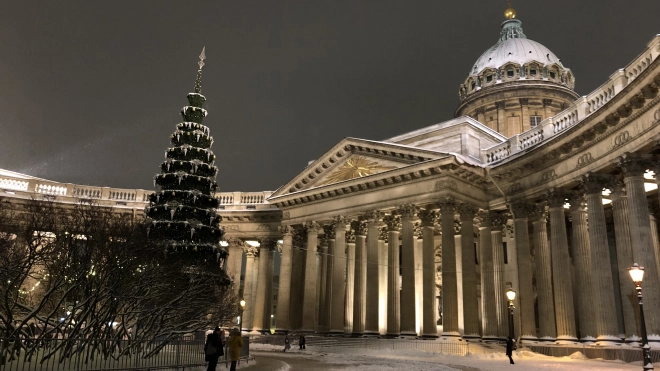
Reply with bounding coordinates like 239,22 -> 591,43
239,299 -> 246,333
629,263 -> 654,371
506,289 -> 517,340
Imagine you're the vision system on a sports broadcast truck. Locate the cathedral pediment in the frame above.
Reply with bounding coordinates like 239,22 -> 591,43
269,137 -> 450,198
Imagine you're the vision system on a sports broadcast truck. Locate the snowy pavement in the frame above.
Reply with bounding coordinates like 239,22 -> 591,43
249,343 -> 642,370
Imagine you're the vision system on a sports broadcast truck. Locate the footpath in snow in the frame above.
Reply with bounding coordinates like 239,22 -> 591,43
250,342 -> 643,370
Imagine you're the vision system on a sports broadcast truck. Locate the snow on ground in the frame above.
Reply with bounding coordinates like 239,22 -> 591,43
251,343 -> 641,370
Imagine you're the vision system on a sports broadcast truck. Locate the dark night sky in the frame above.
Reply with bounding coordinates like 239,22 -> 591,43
1,1 -> 659,192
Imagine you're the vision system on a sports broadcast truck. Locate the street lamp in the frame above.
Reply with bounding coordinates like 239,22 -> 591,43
629,263 -> 654,371
506,289 -> 516,340
239,299 -> 246,333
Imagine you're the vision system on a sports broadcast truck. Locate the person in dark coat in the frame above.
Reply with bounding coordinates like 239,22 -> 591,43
283,335 -> 291,352
505,337 -> 515,364
299,335 -> 306,350
205,327 -> 223,371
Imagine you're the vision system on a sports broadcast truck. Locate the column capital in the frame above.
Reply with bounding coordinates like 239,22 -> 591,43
226,237 -> 244,248
610,177 -> 626,199
418,208 -> 438,227
616,152 -> 650,177
509,201 -> 533,219
568,193 -> 587,213
278,225 -> 296,237
413,222 -> 424,239
382,214 -> 401,231
379,226 -> 389,242
580,172 -> 611,195
322,225 -> 335,241
457,203 -> 479,220
476,210 -> 492,228
345,228 -> 356,243
546,188 -> 569,208
304,221 -> 321,234
242,244 -> 259,257
437,196 -> 457,212
489,211 -> 509,229
332,215 -> 347,231
398,204 -> 418,218
529,204 -> 548,223
292,228 -> 306,247
257,237 -> 278,251
351,220 -> 368,236
364,210 -> 382,222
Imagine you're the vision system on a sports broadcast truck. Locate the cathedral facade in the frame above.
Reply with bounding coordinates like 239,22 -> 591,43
2,9 -> 660,346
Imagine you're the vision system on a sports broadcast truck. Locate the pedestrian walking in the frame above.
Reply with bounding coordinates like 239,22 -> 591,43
299,335 -> 305,350
283,334 -> 291,352
219,329 -> 227,356
505,337 -> 515,365
228,327 -> 244,371
204,327 -> 223,371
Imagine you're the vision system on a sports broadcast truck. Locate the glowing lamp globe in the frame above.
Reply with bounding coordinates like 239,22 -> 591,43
240,299 -> 246,308
629,263 -> 645,285
506,289 -> 517,302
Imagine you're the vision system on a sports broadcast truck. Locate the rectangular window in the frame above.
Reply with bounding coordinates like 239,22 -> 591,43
530,69 -> 537,76
507,70 -> 514,77
550,71 -> 556,79
530,115 -> 542,128
486,75 -> 493,82
246,205 -> 256,210
503,242 -> 508,264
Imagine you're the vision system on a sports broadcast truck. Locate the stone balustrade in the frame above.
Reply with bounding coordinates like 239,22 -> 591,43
482,35 -> 660,165
0,172 -> 273,210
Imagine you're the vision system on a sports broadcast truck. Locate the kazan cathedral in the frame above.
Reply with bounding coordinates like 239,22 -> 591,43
3,5 -> 660,347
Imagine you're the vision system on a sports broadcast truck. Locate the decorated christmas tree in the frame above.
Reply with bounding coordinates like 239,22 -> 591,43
144,47 -> 229,276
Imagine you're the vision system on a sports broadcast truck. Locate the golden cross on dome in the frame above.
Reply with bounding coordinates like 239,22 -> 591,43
504,0 -> 516,20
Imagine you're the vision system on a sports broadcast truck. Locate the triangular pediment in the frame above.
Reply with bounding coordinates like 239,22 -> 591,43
269,138 -> 451,198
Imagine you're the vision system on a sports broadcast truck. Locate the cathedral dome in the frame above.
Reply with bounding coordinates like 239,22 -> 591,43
458,17 -> 575,102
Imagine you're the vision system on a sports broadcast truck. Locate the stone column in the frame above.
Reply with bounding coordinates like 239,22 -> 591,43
317,233 -> 329,333
530,205 -> 557,342
226,238 -> 244,297
319,225 -> 334,333
582,174 -> 622,344
301,222 -> 320,332
351,220 -> 368,336
610,181 -> 639,343
649,208 -> 660,280
265,247 -> 274,331
344,226 -> 356,334
365,211 -> 382,336
458,203 -> 480,340
438,197 -> 460,338
378,227 -> 388,335
289,233 -> 305,331
490,212 -> 509,340
399,204 -> 418,337
568,195 -> 597,342
275,227 -> 294,334
241,244 -> 259,332
619,155 -> 660,344
478,211 -> 498,341
384,214 -> 401,337
253,239 -> 276,333
546,190 -> 578,343
509,202 -> 538,342
419,208 -> 439,338
330,217 -> 347,335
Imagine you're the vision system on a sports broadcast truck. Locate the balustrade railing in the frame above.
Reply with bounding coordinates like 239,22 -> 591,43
482,35 -> 660,164
0,177 -> 29,191
73,187 -> 102,198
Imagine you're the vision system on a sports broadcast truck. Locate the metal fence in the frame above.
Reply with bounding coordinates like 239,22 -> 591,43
1,338 -> 206,371
529,344 -> 660,364
250,335 -> 491,356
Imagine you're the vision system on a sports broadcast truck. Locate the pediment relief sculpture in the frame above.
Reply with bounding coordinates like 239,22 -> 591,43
317,156 -> 398,186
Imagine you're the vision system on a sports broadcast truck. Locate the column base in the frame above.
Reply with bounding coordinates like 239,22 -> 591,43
554,336 -> 579,345
580,336 -> 596,345
440,332 -> 462,342
462,334 -> 482,341
520,335 -> 539,345
274,329 -> 289,335
384,333 -> 401,338
326,331 -> 345,336
399,331 -> 418,338
362,331 -> 380,337
481,335 -> 500,343
538,336 -> 556,343
593,335 -> 623,346
624,335 -> 641,347
351,333 -> 364,337
420,334 -> 439,340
